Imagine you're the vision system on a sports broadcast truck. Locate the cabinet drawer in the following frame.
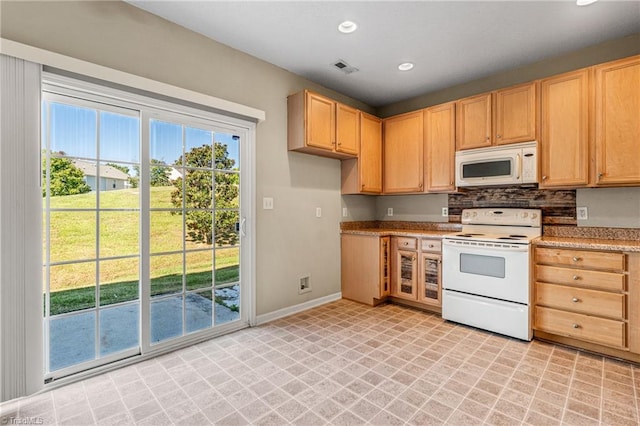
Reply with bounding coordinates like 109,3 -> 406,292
535,265 -> 626,292
535,282 -> 625,320
536,247 -> 625,271
421,239 -> 442,253
396,237 -> 417,250
535,306 -> 625,349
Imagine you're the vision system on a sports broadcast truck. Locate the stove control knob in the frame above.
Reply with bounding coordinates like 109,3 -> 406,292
521,212 -> 528,218
531,213 -> 538,219
463,212 -> 470,218
472,212 -> 478,217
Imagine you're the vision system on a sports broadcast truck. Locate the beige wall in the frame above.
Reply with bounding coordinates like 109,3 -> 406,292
0,1 -> 375,316
377,32 -> 640,118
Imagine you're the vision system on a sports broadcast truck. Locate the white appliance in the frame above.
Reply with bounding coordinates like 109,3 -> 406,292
442,208 -> 541,341
455,141 -> 538,187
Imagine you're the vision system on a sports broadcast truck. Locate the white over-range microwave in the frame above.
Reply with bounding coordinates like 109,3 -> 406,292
455,141 -> 538,187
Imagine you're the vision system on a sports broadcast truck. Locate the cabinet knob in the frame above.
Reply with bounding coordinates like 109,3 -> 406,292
572,297 -> 580,303
572,257 -> 581,262
486,136 -> 490,140
542,176 -> 547,181
497,134 -> 501,138
572,275 -> 580,280
428,244 -> 434,248
412,256 -> 416,261
404,242 -> 409,246
572,323 -> 580,329
598,172 -> 604,180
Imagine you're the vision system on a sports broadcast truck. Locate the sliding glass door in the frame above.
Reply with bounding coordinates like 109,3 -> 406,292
42,79 -> 251,380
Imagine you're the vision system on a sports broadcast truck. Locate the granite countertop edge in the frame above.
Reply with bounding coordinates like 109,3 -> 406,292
340,229 -> 456,238
533,236 -> 640,253
341,228 -> 640,252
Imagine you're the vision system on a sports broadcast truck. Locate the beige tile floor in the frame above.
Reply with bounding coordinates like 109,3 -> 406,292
1,299 -> 639,425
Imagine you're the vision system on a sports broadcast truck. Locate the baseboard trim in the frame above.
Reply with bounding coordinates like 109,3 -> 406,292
255,293 -> 342,325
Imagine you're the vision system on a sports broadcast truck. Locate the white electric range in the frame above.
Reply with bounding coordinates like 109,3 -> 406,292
442,208 -> 541,341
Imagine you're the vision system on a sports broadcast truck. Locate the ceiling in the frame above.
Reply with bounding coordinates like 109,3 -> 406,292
128,1 -> 640,107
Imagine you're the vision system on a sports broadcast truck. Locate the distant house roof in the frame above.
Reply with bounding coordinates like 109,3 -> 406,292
73,160 -> 130,181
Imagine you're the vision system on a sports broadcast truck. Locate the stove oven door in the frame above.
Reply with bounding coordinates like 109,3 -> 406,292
442,239 -> 530,304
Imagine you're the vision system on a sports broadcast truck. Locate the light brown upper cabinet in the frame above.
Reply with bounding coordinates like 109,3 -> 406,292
456,82 -> 537,150
456,93 -> 492,150
539,69 -> 590,188
424,102 -> 456,192
341,112 -> 383,194
288,90 -> 359,159
383,111 -> 424,193
593,55 -> 640,186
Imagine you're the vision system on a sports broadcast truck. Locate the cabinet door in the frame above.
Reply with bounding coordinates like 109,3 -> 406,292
394,249 -> 418,300
425,102 -> 456,192
594,56 -> 640,185
419,253 -> 441,307
540,70 -> 590,188
341,234 -> 382,305
380,237 -> 391,298
384,111 -> 424,193
456,93 -> 492,150
494,82 -> 537,145
336,103 -> 359,155
306,92 -> 335,150
360,112 -> 383,193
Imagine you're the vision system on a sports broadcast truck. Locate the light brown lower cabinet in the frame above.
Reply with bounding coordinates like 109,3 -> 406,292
341,233 -> 442,312
534,246 -> 640,362
341,234 -> 389,306
390,237 -> 442,312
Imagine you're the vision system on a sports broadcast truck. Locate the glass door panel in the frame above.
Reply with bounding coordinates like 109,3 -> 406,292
43,95 -> 141,377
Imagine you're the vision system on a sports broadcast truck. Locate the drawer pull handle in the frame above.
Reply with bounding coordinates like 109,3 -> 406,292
572,297 -> 580,303
572,257 -> 582,262
428,244 -> 434,248
572,323 -> 580,329
573,275 -> 580,280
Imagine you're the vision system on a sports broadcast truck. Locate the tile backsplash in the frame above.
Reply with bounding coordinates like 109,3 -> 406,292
448,188 -> 576,224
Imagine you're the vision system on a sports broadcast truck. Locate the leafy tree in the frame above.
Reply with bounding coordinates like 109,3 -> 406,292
43,157 -> 91,197
171,143 -> 239,246
150,159 -> 171,187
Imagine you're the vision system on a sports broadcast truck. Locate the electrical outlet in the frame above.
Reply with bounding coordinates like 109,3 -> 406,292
442,207 -> 449,217
577,207 -> 588,220
262,197 -> 274,210
316,207 -> 322,218
342,207 -> 348,217
387,207 -> 393,217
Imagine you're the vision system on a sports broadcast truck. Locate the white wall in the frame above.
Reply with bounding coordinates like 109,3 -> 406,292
0,1 -> 375,316
374,194 -> 449,222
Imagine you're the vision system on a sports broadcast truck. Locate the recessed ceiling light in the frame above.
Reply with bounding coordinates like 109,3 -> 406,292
576,0 -> 598,6
398,62 -> 414,71
338,21 -> 357,34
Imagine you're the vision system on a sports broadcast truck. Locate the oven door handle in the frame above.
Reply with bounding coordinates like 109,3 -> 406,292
442,239 -> 530,252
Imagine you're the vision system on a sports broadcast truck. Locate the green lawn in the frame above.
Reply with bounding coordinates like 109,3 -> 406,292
45,186 -> 240,315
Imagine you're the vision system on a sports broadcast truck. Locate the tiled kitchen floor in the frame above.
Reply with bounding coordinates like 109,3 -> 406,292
1,299 -> 639,425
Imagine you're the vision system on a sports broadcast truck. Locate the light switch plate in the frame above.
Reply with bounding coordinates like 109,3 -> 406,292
263,197 -> 274,210
316,207 -> 322,218
387,208 -> 393,217
342,207 -> 348,217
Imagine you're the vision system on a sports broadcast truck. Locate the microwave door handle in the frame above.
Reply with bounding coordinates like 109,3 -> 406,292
515,154 -> 521,180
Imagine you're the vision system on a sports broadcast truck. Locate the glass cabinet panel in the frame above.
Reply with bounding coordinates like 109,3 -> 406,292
396,250 -> 417,299
420,253 -> 442,306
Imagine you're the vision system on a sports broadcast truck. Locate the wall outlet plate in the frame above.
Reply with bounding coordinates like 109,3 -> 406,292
387,207 -> 393,217
442,207 -> 449,217
577,206 -> 588,220
342,207 -> 348,217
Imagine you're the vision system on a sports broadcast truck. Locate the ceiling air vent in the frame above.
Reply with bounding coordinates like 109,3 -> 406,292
333,59 -> 359,75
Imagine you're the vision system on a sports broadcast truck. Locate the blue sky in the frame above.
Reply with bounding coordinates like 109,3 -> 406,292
44,101 -> 240,173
